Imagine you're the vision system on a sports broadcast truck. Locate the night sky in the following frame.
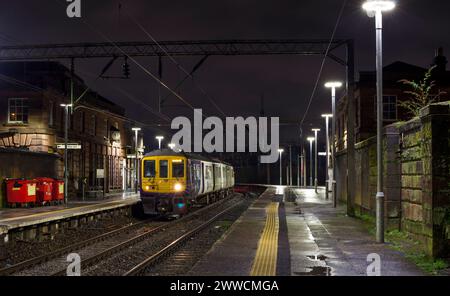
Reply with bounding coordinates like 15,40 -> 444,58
1,0 -> 449,150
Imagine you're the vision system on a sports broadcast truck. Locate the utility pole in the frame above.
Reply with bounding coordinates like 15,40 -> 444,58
289,145 -> 292,186
297,153 -> 300,187
307,137 -> 314,187
322,114 -> 333,199
60,104 -> 72,204
278,149 -> 284,185
325,82 -> 342,207
363,0 -> 395,243
132,127 -> 141,194
312,129 -> 320,193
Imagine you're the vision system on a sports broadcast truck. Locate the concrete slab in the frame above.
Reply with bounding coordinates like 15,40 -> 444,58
0,193 -> 139,235
189,188 -> 276,276
190,186 -> 425,276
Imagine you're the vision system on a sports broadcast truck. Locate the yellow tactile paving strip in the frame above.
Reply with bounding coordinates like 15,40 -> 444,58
250,202 -> 279,276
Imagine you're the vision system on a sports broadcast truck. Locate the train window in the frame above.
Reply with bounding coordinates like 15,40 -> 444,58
143,160 -> 156,178
159,160 -> 168,178
172,160 -> 184,178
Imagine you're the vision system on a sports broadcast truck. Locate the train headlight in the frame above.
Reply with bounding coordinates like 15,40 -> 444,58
145,186 -> 150,191
174,183 -> 183,192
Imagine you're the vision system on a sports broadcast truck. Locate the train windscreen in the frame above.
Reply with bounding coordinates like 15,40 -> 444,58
143,160 -> 156,178
172,160 -> 184,178
159,160 -> 168,178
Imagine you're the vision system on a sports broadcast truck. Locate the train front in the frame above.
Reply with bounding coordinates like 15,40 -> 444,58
140,151 -> 188,216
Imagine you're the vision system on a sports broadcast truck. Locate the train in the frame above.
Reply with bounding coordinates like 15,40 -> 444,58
139,149 -> 235,216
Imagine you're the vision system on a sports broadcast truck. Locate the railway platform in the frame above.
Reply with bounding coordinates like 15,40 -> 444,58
190,186 -> 425,276
0,192 -> 140,241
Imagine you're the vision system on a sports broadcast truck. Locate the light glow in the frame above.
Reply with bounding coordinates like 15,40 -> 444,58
324,81 -> 343,88
307,137 -> 315,142
362,0 -> 395,12
321,114 -> 333,118
174,183 -> 183,192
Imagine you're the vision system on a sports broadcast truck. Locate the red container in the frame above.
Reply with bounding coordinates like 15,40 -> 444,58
36,177 -> 53,204
5,179 -> 37,206
51,179 -> 65,202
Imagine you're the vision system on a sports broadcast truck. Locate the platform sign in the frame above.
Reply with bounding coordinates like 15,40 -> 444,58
96,169 -> 105,179
56,143 -> 82,150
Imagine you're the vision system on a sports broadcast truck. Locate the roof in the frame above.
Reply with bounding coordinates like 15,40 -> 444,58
143,149 -> 231,165
0,61 -> 125,116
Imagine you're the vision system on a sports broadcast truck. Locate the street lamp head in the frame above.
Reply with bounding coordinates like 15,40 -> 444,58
324,81 -> 343,89
362,0 -> 396,13
278,148 -> 284,153
60,104 -> 73,107
168,143 -> 176,149
307,137 -> 315,143
155,136 -> 164,140
321,114 -> 333,118
312,128 -> 321,133
132,127 -> 141,131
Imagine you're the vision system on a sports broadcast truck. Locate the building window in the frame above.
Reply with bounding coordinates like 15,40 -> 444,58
383,95 -> 397,121
81,111 -> 85,133
48,101 -> 54,126
374,95 -> 397,121
105,119 -> 109,139
8,98 -> 29,123
92,115 -> 97,136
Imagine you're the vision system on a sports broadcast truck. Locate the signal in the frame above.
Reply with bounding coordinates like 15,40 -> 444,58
122,57 -> 130,78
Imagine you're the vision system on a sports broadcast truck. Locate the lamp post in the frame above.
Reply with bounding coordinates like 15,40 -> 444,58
307,137 -> 314,187
155,136 -> 164,150
278,149 -> 284,185
312,129 -> 321,193
321,114 -> 333,199
299,154 -> 304,187
363,0 -> 395,243
60,104 -> 72,204
132,127 -> 141,194
325,81 -> 343,207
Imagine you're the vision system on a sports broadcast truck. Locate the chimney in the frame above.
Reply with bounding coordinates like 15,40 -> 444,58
432,47 -> 448,74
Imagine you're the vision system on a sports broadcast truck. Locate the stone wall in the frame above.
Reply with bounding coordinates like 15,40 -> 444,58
0,148 -> 60,207
399,103 -> 450,257
336,102 -> 450,257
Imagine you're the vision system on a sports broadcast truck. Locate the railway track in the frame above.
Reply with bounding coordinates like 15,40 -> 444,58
123,200 -> 245,276
1,195 -> 236,276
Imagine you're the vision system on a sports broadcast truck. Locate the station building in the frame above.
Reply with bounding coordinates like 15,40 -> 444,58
336,48 -> 450,149
0,61 -> 142,204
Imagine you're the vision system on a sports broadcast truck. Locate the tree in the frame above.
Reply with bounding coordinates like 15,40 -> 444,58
398,66 -> 446,118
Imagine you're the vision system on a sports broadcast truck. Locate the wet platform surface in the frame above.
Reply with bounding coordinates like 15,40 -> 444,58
190,187 -> 425,276
0,192 -> 140,235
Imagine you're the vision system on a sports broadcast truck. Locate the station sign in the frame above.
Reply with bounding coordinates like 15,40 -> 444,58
56,143 -> 82,150
96,169 -> 105,179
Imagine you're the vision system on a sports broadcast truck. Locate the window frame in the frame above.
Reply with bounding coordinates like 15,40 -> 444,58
374,94 -> 398,122
171,159 -> 185,178
8,98 -> 29,124
159,159 -> 169,179
143,159 -> 156,178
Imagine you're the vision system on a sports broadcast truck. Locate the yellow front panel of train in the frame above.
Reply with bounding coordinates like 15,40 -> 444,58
141,156 -> 187,194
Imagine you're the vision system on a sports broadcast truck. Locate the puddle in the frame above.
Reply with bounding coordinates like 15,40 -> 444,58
307,254 -> 328,261
294,266 -> 332,276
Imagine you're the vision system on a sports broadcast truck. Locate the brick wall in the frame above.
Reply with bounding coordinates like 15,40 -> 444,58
399,103 -> 450,257
337,102 -> 450,257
